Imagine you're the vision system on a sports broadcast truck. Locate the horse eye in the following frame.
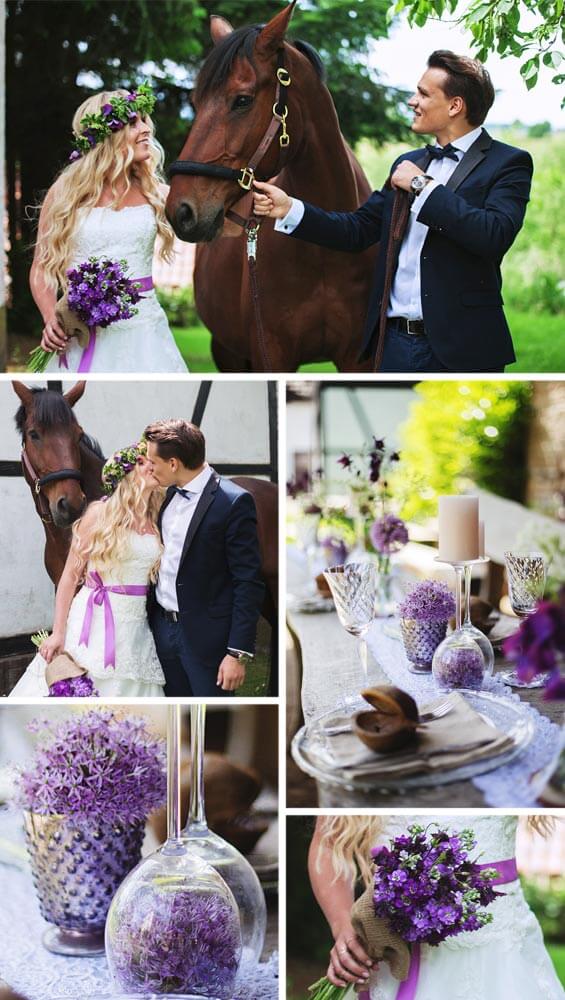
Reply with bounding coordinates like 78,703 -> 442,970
231,94 -> 254,112
28,430 -> 40,441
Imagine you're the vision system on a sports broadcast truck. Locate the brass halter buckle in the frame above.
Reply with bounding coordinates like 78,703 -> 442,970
34,478 -> 41,495
238,166 -> 255,191
277,67 -> 291,87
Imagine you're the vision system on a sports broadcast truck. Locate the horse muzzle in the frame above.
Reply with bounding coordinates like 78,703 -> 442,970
50,493 -> 87,528
168,201 -> 225,244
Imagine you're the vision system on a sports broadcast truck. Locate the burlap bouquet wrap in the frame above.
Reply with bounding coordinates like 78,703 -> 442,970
55,293 -> 91,349
44,651 -> 88,688
351,884 -> 411,987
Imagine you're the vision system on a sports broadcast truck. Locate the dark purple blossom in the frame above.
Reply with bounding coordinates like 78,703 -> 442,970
371,824 -> 499,948
337,453 -> 353,469
369,452 -> 383,483
503,588 -> 565,693
110,886 -> 241,997
14,710 -> 166,828
370,514 -> 409,555
399,580 -> 456,622
66,256 -> 142,330
48,675 -> 99,697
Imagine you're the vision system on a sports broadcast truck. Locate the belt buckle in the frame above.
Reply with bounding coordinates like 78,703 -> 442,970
406,319 -> 421,335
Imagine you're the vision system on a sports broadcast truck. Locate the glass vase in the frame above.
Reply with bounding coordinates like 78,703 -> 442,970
181,705 -> 267,964
105,707 -> 242,997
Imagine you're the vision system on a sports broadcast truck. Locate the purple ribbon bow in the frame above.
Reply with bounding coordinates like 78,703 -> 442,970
59,275 -> 154,372
79,571 -> 149,669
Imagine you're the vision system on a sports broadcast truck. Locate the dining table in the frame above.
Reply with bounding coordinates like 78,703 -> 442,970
287,600 -> 563,809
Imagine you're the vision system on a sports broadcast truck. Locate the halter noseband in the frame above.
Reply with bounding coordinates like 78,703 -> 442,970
168,49 -> 291,194
21,444 -> 83,496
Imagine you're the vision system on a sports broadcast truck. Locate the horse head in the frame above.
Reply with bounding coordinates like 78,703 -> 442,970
13,381 -> 89,528
167,0 -> 312,243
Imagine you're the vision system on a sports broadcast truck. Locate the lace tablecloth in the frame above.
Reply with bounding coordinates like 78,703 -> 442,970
0,811 -> 278,1000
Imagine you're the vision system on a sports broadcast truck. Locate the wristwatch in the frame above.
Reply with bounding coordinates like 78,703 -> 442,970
410,173 -> 432,196
226,649 -> 249,661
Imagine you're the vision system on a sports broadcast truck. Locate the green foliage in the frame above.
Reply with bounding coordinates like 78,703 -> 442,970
523,878 -> 565,945
156,285 -> 199,328
394,0 -> 565,105
528,121 -> 552,138
396,381 -> 532,522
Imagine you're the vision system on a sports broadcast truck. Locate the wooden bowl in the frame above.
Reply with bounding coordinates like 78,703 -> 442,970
352,709 -> 418,753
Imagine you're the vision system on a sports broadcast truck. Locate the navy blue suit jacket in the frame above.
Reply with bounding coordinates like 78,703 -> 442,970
151,470 -> 264,672
291,129 -> 533,370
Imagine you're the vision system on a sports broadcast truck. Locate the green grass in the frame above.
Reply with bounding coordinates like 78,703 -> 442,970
235,617 -> 272,697
548,943 -> 565,985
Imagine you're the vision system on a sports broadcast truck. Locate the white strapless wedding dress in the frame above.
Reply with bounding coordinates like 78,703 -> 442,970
44,204 -> 188,373
344,815 -> 564,1000
10,533 -> 165,698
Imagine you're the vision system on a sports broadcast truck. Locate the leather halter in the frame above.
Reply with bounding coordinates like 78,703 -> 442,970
168,48 -> 291,224
21,445 -> 82,495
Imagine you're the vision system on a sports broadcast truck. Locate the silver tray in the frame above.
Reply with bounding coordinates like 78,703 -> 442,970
291,689 -> 534,791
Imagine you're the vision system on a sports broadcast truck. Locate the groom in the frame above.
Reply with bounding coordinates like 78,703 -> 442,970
144,419 -> 264,696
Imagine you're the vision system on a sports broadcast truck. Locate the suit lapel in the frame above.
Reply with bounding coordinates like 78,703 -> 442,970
446,128 -> 492,192
178,469 -> 219,569
158,486 -> 176,533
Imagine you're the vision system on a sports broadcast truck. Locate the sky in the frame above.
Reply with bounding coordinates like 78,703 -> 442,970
369,12 -> 565,129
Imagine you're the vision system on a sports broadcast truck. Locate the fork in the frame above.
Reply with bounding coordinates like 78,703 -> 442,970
324,698 -> 454,737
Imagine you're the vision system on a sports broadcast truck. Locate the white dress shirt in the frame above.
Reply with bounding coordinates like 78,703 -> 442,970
275,126 -> 484,320
156,463 -> 213,612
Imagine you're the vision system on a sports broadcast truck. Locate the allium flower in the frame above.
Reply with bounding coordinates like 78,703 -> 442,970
503,587 -> 565,695
110,886 -> 241,997
434,646 -> 484,690
14,710 -> 166,827
399,580 -> 456,622
370,514 -> 409,555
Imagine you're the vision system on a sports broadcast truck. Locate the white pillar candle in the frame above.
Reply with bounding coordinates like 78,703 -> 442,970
438,495 -> 480,562
478,521 -> 485,559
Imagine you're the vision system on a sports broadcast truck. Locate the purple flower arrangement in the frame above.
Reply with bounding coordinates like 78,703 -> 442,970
15,710 -> 166,827
27,256 -> 143,373
371,824 -> 499,945
398,581 -> 456,622
320,535 -> 349,566
109,886 -> 241,997
433,645 -> 485,690
47,675 -> 99,697
370,514 -> 409,556
503,587 -> 565,698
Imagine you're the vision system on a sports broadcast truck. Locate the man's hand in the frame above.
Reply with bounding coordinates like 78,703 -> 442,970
253,179 -> 292,219
390,161 -> 425,192
216,654 -> 246,691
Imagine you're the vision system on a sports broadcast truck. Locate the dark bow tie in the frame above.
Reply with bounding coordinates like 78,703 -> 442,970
168,485 -> 194,500
425,142 -> 460,162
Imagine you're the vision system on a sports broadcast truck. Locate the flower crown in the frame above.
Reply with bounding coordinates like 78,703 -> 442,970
69,82 -> 156,163
102,438 -> 147,495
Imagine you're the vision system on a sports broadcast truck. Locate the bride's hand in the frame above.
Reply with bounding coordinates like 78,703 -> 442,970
253,180 -> 292,219
41,314 -> 69,354
39,632 -> 64,663
327,923 -> 375,988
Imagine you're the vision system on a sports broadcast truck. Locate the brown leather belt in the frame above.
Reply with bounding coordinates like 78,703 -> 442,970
389,317 -> 426,335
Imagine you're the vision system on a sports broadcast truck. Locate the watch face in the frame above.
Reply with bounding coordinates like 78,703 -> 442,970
411,175 -> 425,192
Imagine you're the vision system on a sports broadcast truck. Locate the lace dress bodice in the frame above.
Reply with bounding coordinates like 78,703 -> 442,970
44,204 -> 188,373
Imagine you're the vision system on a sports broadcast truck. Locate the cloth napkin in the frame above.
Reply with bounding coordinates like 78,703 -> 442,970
321,691 -> 514,777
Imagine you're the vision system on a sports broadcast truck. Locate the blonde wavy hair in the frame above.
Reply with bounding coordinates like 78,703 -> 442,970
316,815 -> 558,889
72,466 -> 164,581
36,89 -> 175,290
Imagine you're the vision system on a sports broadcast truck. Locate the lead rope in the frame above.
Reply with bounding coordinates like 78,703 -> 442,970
246,218 -> 274,372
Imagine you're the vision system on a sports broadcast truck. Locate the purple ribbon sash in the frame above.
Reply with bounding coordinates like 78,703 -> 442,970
79,571 -> 148,669
59,275 -> 154,373
358,857 -> 519,1000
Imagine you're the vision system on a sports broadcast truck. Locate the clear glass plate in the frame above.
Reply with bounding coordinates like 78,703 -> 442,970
51,995 -> 223,999
291,689 -> 535,791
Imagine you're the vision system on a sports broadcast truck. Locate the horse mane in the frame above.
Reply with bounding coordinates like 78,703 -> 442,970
195,25 -> 325,103
14,387 -> 105,460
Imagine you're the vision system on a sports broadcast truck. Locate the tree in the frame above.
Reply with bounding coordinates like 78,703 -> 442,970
393,0 -> 565,103
6,0 -> 409,334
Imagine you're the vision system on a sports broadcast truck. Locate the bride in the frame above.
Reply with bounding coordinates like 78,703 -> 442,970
30,84 -> 188,373
309,814 -> 564,999
10,440 -> 166,698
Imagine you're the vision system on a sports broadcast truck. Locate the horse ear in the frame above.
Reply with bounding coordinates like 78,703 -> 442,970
64,381 -> 86,408
210,15 -> 234,45
11,380 -> 33,406
256,0 -> 297,57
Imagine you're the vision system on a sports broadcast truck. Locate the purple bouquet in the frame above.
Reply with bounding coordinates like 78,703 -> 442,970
15,709 -> 166,827
48,675 -> 99,697
371,824 -> 499,945
398,581 -> 456,622
503,587 -> 565,699
108,886 -> 241,997
27,256 -> 143,373
370,514 -> 408,557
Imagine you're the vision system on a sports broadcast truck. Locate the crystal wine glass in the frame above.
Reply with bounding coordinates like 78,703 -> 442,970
323,562 -> 378,683
461,561 -> 494,674
181,705 -> 267,964
432,561 -> 487,691
105,706 -> 242,998
501,551 -> 548,688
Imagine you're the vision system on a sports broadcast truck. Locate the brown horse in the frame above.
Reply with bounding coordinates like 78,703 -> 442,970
166,0 -> 376,373
13,381 -> 106,584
